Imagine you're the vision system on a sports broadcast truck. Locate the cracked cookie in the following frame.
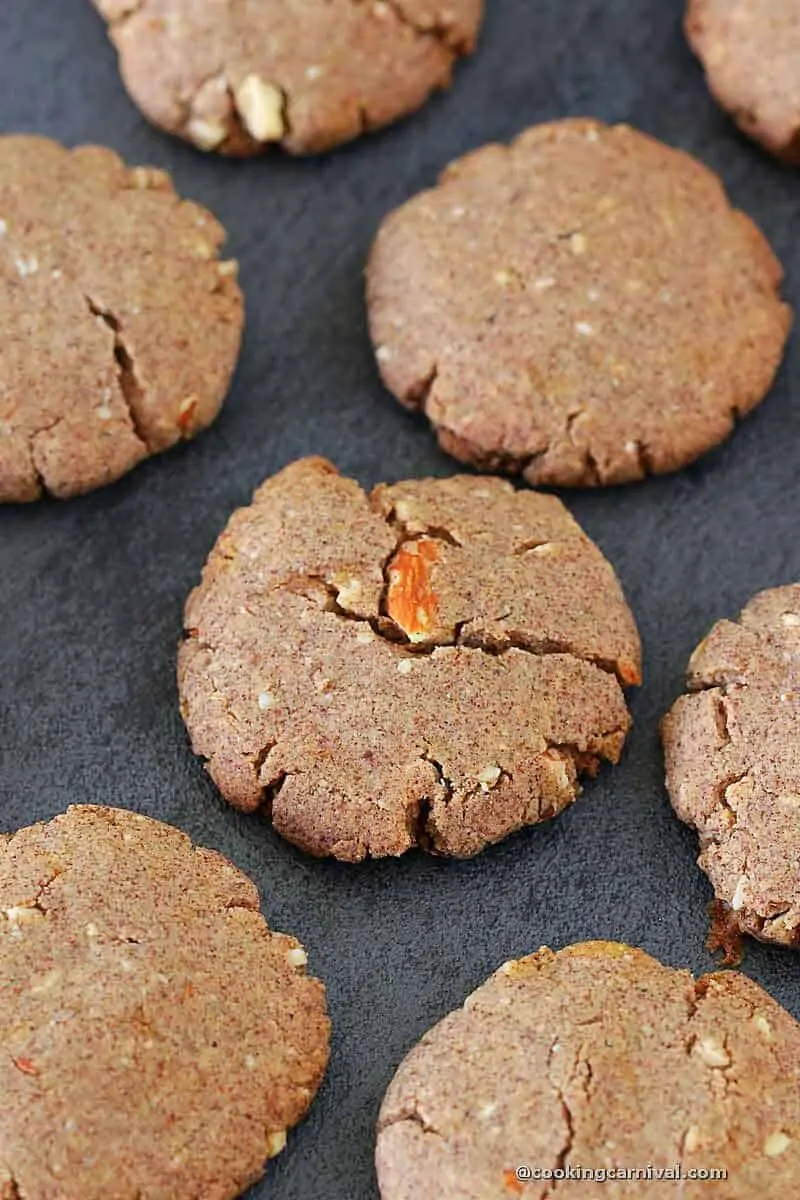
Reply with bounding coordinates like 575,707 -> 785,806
177,456 -> 641,862
367,118 -> 792,486
663,585 -> 800,949
687,1 -> 800,164
0,805 -> 330,1200
376,941 -> 800,1199
91,0 -> 483,156
0,136 -> 243,502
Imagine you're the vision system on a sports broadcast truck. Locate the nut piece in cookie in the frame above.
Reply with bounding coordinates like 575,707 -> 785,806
0,136 -> 243,502
663,584 -> 800,949
376,941 -> 800,1199
91,0 -> 484,155
367,118 -> 791,486
686,0 -> 800,164
178,456 -> 641,862
0,805 -> 330,1199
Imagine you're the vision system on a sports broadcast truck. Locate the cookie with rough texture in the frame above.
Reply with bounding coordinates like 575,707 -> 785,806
0,136 -> 243,502
367,118 -> 791,487
92,0 -> 483,156
377,941 -> 800,1199
687,0 -> 800,164
0,805 -> 330,1200
178,456 -> 641,862
663,585 -> 800,949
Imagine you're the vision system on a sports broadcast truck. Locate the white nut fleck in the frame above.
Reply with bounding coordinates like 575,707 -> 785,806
477,764 -> 502,790
85,923 -> 99,937
306,64 -> 324,80
217,259 -> 239,278
258,691 -> 274,711
187,117 -> 228,151
450,205 -> 466,219
730,876 -> 748,911
533,276 -> 556,290
234,75 -> 285,143
0,218 -> 7,235
375,345 -> 392,363
267,1130 -> 287,1158
397,659 -> 413,675
684,1125 -> 702,1153
245,1054 -> 256,1070
356,629 -> 374,645
752,1012 -> 773,1041
15,255 -> 38,277
764,1131 -> 791,1157
782,613 -> 800,628
695,1036 -> 730,1068
287,946 -> 308,968
494,269 -> 512,286
570,232 -> 587,255
575,321 -> 594,337
4,906 -> 44,936
96,405 -> 114,421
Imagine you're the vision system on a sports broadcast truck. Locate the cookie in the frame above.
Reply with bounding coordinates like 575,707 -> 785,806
0,805 -> 330,1200
367,118 -> 792,487
376,941 -> 800,1199
0,136 -> 243,502
663,585 -> 800,948
686,1 -> 800,164
178,456 -> 640,862
91,0 -> 483,156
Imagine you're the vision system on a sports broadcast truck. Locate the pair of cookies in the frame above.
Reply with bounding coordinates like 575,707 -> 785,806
0,115 -> 791,503
6,812 -> 800,1198
179,457 -> 800,962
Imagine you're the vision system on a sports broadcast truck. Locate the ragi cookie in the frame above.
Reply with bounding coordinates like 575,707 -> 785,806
376,941 -> 800,1199
687,0 -> 800,164
663,585 -> 800,949
0,136 -> 243,502
178,456 -> 641,862
0,805 -> 330,1200
91,0 -> 483,156
367,118 -> 791,487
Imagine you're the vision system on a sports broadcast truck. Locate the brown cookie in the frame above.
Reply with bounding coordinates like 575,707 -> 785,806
687,1 -> 800,164
0,805 -> 330,1200
376,941 -> 800,1199
662,585 -> 800,949
178,456 -> 640,862
91,0 -> 483,156
0,136 -> 243,502
367,118 -> 792,487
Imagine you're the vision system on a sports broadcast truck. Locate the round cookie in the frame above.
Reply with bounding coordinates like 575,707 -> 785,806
91,0 -> 483,156
0,805 -> 330,1200
686,0 -> 800,164
376,941 -> 800,1199
663,584 -> 800,948
0,136 -> 243,502
367,118 -> 792,487
178,456 -> 641,862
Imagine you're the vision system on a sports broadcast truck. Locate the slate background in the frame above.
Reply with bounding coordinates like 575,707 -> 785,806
1,2 -> 799,1197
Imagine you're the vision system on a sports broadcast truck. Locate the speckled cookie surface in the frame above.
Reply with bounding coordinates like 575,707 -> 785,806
0,135 -> 243,502
376,941 -> 800,1199
367,118 -> 791,487
178,456 -> 640,862
687,0 -> 800,163
663,585 -> 800,949
92,0 -> 483,156
0,805 -> 330,1200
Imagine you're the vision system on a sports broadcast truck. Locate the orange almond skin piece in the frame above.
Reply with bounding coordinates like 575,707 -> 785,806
386,537 -> 440,640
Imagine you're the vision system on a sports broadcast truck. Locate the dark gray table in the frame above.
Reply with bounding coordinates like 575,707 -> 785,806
2,2 -> 799,1197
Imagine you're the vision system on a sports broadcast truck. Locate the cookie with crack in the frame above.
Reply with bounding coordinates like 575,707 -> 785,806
367,118 -> 791,486
687,0 -> 800,164
178,456 -> 641,862
0,805 -> 330,1200
663,585 -> 800,949
376,941 -> 800,1199
0,135 -> 243,502
91,0 -> 483,156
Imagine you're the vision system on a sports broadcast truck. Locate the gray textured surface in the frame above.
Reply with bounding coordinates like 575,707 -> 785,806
1,2 -> 799,1198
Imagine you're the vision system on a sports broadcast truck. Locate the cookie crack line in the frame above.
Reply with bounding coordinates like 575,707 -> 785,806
84,295 -> 151,449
